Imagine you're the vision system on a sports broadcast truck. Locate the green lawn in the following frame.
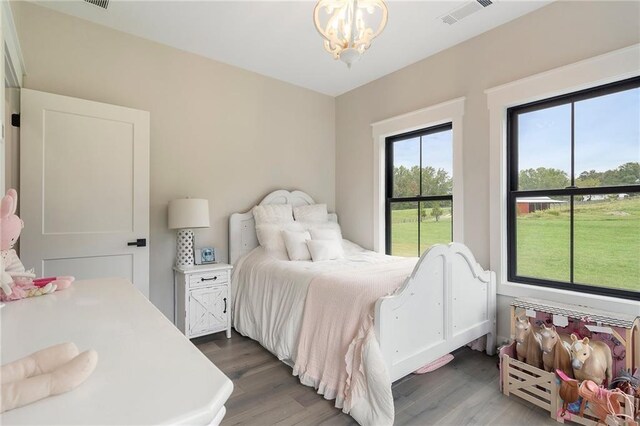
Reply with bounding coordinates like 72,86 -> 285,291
390,197 -> 640,292
516,197 -> 639,291
390,205 -> 452,257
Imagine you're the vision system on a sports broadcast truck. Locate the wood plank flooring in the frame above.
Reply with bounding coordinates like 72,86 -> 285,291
195,331 -> 557,425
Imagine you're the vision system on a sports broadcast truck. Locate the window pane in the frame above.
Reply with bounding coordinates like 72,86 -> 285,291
516,196 -> 570,282
392,137 -> 420,198
419,200 -> 452,255
390,202 -> 418,257
517,105 -> 571,190
575,88 -> 640,188
421,129 -> 453,196
574,193 -> 640,292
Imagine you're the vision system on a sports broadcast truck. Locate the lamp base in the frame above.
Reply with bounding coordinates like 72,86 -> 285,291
175,229 -> 195,268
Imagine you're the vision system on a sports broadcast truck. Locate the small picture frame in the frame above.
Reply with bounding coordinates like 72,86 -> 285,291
195,247 -> 216,265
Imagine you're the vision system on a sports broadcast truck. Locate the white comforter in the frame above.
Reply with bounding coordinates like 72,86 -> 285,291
232,242 -> 416,425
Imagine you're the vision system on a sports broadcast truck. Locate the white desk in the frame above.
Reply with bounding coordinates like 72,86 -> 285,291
0,278 -> 233,425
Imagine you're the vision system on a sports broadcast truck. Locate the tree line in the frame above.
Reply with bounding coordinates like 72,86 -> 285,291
391,166 -> 451,221
518,162 -> 639,190
390,162 -> 639,220
392,166 -> 452,197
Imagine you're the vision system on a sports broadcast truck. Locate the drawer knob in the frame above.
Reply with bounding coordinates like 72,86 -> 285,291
201,276 -> 217,282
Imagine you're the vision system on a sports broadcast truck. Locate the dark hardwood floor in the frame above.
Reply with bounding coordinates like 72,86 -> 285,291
195,331 -> 557,425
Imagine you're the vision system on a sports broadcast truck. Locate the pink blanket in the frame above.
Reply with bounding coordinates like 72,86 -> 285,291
292,258 -> 416,425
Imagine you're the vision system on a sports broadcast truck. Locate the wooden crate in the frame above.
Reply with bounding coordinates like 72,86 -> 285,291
501,352 -> 558,419
501,297 -> 640,425
510,298 -> 639,372
501,344 -> 637,425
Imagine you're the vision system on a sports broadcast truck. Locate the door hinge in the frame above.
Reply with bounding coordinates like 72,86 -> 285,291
11,114 -> 20,127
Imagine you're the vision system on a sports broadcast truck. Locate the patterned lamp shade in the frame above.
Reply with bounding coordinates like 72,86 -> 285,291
168,198 -> 210,268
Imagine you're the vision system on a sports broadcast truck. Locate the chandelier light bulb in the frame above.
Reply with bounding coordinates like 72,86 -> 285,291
313,0 -> 388,68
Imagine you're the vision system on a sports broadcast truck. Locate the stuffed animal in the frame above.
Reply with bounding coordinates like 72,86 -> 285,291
0,189 -> 74,301
514,316 -> 543,368
570,334 -> 613,386
0,342 -> 98,413
540,324 -> 573,378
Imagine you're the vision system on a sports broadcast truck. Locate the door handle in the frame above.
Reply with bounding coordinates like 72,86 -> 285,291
223,297 -> 227,314
127,238 -> 147,247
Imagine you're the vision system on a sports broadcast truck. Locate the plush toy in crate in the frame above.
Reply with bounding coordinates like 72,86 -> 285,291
513,312 -> 617,386
514,315 -> 543,369
502,298 -> 640,425
569,334 -> 613,386
0,189 -> 74,301
540,323 -> 574,378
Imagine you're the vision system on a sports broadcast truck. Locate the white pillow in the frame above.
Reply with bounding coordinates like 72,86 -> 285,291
282,230 -> 312,261
253,204 -> 293,226
308,221 -> 343,241
256,222 -> 303,260
307,239 -> 344,261
293,204 -> 328,222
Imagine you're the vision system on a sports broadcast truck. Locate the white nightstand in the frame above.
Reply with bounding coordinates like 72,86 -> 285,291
174,263 -> 233,339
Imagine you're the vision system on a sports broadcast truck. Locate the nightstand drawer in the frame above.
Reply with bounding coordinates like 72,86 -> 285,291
188,271 -> 228,288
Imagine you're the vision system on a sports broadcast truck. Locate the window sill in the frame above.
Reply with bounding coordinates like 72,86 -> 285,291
497,281 -> 640,316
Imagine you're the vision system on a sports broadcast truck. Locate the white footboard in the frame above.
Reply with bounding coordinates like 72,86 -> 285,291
374,243 -> 496,382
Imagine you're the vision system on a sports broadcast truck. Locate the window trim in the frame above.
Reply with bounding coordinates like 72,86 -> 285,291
487,43 -> 640,314
506,76 -> 640,301
384,123 -> 454,256
371,97 -> 465,253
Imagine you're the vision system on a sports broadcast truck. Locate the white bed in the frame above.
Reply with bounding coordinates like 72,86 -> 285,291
229,189 -> 496,424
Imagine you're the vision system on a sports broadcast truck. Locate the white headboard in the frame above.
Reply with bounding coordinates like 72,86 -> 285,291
229,189 -> 337,264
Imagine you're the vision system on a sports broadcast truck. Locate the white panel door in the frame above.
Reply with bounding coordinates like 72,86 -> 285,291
20,89 -> 150,297
0,3 -> 5,196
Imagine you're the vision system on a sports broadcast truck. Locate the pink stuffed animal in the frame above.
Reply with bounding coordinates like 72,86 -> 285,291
0,189 -> 74,301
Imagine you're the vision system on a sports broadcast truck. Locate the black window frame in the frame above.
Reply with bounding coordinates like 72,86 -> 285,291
385,123 -> 454,256
507,76 -> 640,301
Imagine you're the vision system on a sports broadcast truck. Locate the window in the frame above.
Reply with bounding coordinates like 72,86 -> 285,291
385,124 -> 453,256
507,77 -> 640,300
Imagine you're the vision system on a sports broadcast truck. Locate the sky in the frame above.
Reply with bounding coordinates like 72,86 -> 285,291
393,129 -> 453,174
518,87 -> 640,175
391,87 -> 639,179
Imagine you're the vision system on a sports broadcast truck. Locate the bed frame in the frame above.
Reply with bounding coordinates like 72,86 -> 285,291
229,189 -> 497,382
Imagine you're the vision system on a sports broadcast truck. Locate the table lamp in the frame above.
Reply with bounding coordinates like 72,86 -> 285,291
168,198 -> 210,269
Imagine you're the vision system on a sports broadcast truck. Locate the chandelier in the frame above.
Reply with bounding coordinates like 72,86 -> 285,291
313,0 -> 388,68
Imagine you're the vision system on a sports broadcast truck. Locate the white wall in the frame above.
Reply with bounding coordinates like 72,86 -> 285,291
335,1 -> 640,340
10,0 -> 639,338
11,1 -> 336,320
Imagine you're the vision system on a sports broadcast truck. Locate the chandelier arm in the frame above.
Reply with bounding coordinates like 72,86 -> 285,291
313,0 -> 388,66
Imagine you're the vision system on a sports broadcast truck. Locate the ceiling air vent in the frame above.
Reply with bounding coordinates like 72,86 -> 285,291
439,0 -> 493,25
83,0 -> 109,10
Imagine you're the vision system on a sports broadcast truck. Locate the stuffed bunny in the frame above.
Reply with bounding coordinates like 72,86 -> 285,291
0,189 -> 74,301
1,342 -> 98,413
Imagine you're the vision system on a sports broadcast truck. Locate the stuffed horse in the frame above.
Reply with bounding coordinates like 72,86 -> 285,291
540,324 -> 573,378
514,316 -> 543,368
569,334 -> 613,386
0,189 -> 74,301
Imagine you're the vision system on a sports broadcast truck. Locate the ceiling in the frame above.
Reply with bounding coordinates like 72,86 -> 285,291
32,0 -> 552,96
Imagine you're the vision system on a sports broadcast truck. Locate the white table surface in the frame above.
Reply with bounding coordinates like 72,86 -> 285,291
0,278 -> 233,425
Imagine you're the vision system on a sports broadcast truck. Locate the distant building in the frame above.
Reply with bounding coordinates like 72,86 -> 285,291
582,193 -> 628,201
582,194 -> 607,201
517,196 -> 566,215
